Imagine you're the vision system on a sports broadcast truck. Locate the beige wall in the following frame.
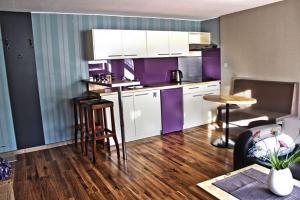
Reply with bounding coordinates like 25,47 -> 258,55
220,0 -> 300,115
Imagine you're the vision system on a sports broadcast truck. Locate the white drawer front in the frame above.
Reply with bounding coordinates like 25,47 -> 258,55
202,82 -> 220,92
183,85 -> 203,94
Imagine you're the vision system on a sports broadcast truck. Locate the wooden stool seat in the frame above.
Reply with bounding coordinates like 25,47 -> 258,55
83,99 -> 120,163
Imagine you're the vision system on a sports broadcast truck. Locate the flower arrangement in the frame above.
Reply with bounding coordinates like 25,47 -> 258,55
0,158 -> 12,181
249,127 -> 300,170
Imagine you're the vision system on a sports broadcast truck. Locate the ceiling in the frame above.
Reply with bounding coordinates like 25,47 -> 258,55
0,0 -> 283,20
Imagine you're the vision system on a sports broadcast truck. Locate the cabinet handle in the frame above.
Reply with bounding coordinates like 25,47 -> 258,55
171,53 -> 182,55
204,93 -> 215,95
208,85 -> 217,87
123,95 -> 133,98
193,94 -> 203,97
158,53 -> 169,56
135,93 -> 149,96
108,55 -> 122,57
124,54 -> 138,57
189,87 -> 199,90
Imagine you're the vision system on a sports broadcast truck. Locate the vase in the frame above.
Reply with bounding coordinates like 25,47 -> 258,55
267,168 -> 294,196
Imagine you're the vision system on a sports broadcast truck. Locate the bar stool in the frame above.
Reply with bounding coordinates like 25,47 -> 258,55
73,94 -> 100,154
83,99 -> 120,163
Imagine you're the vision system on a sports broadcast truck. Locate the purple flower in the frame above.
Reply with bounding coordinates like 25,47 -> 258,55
279,140 -> 288,148
253,130 -> 261,139
0,158 -> 11,181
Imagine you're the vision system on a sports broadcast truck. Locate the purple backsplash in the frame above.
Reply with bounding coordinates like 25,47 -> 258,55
88,57 -> 178,84
88,49 -> 220,84
134,58 -> 178,85
202,48 -> 221,81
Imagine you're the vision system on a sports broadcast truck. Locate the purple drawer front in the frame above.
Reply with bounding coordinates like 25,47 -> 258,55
160,88 -> 183,134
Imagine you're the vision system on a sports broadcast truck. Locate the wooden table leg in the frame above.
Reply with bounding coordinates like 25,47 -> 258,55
117,87 -> 127,160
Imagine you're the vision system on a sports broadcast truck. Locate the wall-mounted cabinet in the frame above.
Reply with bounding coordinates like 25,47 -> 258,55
88,29 -> 147,60
169,31 -> 189,57
91,29 -> 123,60
147,31 -> 189,57
122,30 -> 147,58
146,31 -> 170,57
87,29 -> 204,60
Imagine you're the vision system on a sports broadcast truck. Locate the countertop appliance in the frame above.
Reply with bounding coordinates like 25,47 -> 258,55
171,70 -> 183,83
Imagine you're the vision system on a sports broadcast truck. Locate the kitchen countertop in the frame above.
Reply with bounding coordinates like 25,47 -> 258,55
88,80 -> 221,96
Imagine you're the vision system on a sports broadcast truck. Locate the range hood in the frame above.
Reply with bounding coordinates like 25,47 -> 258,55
188,32 -> 214,55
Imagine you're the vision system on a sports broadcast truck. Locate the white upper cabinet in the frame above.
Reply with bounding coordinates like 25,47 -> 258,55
146,31 -> 170,57
169,31 -> 189,57
122,30 -> 147,58
92,29 -> 123,60
87,29 -> 206,60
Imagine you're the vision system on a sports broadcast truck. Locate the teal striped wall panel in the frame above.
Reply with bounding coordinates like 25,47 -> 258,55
0,28 -> 17,152
32,13 -> 202,144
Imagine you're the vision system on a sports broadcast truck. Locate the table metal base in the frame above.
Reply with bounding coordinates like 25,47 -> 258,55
211,137 -> 235,149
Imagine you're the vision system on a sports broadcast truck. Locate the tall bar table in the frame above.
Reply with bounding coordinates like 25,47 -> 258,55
203,95 -> 257,149
82,79 -> 140,160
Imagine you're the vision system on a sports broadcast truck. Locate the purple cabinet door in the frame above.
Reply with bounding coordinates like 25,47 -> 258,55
161,88 -> 183,134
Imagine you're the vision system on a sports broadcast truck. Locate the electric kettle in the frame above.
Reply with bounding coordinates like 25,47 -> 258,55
171,70 -> 183,83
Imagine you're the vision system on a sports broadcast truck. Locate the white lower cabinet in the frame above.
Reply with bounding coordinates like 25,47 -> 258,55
102,83 -> 220,144
101,93 -> 135,144
121,94 -> 136,141
183,93 -> 203,129
101,89 -> 161,144
201,90 -> 220,124
183,84 -> 220,128
134,90 -> 161,139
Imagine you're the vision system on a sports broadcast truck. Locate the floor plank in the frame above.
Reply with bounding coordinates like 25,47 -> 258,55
13,125 -> 233,200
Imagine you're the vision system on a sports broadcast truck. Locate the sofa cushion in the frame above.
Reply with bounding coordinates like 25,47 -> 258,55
249,124 -> 282,142
220,108 -> 291,127
250,134 -> 296,159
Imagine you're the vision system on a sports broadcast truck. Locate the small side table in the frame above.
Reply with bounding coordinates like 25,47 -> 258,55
203,95 -> 257,149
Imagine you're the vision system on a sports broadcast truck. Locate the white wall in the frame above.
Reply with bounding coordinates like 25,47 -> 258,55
220,0 -> 300,115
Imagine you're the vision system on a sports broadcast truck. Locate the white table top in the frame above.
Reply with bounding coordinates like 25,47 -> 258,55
203,95 -> 257,105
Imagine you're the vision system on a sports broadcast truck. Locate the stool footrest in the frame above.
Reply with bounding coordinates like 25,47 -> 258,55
95,133 -> 116,140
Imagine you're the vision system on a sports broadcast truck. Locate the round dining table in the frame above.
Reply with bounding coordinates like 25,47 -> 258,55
203,95 -> 257,149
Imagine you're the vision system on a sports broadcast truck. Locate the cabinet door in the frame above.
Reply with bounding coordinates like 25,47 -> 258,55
202,90 -> 220,124
134,90 -> 161,139
146,31 -> 169,57
169,31 -> 189,57
102,93 -> 136,143
122,30 -> 147,58
183,93 -> 203,129
93,29 -> 123,60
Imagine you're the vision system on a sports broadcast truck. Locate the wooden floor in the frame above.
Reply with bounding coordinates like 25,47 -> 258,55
13,125 -> 233,200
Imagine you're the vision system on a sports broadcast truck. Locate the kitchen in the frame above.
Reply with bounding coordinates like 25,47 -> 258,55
83,29 -> 221,149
